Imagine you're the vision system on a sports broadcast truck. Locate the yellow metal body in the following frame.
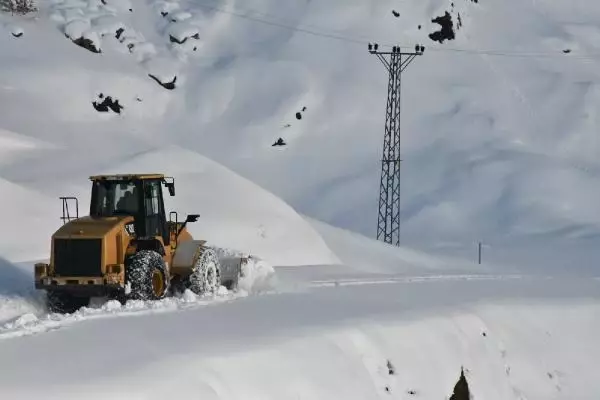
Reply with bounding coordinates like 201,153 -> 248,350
34,174 -> 198,294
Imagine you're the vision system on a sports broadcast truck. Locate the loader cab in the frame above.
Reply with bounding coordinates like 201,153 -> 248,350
89,174 -> 175,245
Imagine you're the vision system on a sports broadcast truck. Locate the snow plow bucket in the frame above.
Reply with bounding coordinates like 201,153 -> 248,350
218,256 -> 250,290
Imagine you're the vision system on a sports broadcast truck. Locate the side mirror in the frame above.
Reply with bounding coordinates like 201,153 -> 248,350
163,177 -> 175,196
185,214 -> 200,223
166,182 -> 175,196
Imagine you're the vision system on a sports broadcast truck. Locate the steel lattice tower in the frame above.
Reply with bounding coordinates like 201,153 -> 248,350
369,43 -> 424,246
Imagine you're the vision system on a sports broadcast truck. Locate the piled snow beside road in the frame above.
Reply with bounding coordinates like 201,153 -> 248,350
0,178 -> 57,262
0,286 -> 598,399
0,253 -> 278,331
1,0 -> 600,271
135,301 -> 598,400
307,216 -> 494,275
39,144 -> 341,267
107,146 -> 341,267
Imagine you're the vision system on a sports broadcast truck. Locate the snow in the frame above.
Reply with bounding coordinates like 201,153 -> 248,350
0,0 -> 599,397
92,145 -> 341,267
142,56 -> 178,82
0,270 -> 597,398
63,18 -> 90,39
155,0 -> 180,15
0,128 -> 58,165
99,0 -> 132,13
91,15 -> 125,36
130,41 -> 156,61
237,256 -> 276,294
0,178 -> 58,262
169,11 -> 192,22
8,24 -> 23,36
306,216 -> 493,275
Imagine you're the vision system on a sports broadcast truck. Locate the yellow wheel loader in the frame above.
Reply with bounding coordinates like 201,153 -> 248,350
34,174 -> 247,313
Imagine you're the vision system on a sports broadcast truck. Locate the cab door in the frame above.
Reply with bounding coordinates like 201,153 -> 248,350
142,179 -> 169,244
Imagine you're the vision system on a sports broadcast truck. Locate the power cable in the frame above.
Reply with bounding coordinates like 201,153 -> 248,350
192,0 -> 600,60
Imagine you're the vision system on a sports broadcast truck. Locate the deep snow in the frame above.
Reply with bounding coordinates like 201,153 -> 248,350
0,0 -> 599,266
0,269 -> 598,399
0,0 -> 599,398
0,219 -> 597,398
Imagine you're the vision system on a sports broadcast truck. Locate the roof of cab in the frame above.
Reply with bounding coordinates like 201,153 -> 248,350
89,174 -> 165,181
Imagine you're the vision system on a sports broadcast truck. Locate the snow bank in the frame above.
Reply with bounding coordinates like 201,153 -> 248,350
81,145 -> 341,266
169,11 -> 192,22
306,216 -> 492,275
99,0 -> 133,13
63,19 -> 90,40
0,295 -> 39,327
0,128 -> 58,166
145,300 -> 597,400
0,286 -> 261,340
0,0 -> 599,272
0,278 -> 597,398
0,178 -> 58,262
130,41 -> 157,61
155,0 -> 180,15
0,258 -> 43,326
91,15 -> 126,37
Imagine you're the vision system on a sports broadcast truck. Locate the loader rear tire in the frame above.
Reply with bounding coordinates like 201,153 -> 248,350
46,291 -> 89,314
125,250 -> 170,301
188,247 -> 221,296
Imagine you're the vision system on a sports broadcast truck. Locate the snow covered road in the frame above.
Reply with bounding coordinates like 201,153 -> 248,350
0,271 -> 597,398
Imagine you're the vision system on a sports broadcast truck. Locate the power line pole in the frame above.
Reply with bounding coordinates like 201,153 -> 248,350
369,43 -> 424,246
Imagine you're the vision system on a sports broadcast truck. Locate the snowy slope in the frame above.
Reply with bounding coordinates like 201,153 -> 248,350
0,143 -> 340,266
0,217 -> 596,398
0,0 -> 600,266
0,177 -> 58,262
1,0 -> 599,267
0,264 -> 598,399
78,144 -> 341,266
0,1 -> 599,398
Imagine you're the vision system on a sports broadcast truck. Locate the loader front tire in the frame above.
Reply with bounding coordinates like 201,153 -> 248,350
46,291 -> 89,314
125,250 -> 170,301
189,247 -> 221,296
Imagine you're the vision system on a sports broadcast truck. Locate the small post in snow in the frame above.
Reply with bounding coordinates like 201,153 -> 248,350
478,241 -> 482,265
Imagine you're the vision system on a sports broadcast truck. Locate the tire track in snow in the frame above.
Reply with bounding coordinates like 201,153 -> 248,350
0,289 -> 253,340
306,274 -> 525,288
0,251 -> 279,340
0,273 -> 530,341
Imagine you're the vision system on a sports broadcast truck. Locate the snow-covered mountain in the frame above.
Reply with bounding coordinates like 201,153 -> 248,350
1,0 -> 600,266
0,0 -> 599,398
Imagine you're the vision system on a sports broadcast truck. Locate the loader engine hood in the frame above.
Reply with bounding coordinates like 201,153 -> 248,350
53,215 -> 134,239
49,215 -> 134,278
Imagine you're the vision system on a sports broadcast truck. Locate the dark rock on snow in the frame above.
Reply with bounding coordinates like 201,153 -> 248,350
148,74 -> 177,90
92,94 -> 124,114
72,36 -> 101,53
429,11 -> 455,43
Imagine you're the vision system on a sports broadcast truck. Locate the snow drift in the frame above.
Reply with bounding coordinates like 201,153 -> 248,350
0,276 -> 598,399
15,144 -> 341,267
0,2 -> 598,399
1,0 -> 600,267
